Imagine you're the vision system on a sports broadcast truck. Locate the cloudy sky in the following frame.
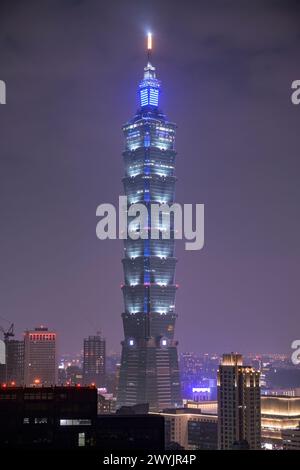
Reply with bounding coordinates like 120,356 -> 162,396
0,0 -> 299,355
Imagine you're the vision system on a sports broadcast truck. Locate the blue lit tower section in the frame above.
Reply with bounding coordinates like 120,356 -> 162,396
117,35 -> 182,411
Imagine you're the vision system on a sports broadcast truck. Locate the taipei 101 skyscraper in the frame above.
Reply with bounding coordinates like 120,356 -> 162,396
117,34 -> 182,411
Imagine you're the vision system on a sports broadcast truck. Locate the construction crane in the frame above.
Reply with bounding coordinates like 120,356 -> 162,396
0,323 -> 14,342
0,317 -> 15,343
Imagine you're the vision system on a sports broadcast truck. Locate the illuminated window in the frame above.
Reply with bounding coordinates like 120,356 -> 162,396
149,88 -> 159,106
35,417 -> 47,424
60,419 -> 91,426
139,81 -> 160,108
78,432 -> 85,447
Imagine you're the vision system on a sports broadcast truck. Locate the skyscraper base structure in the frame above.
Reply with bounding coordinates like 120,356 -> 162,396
117,36 -> 182,412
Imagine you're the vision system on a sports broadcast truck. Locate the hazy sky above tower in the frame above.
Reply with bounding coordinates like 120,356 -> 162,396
0,0 -> 300,355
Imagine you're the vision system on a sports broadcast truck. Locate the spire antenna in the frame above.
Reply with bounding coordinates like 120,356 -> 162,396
147,32 -> 152,63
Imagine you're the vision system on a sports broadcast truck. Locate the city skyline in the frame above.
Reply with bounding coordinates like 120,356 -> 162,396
1,1 -> 300,355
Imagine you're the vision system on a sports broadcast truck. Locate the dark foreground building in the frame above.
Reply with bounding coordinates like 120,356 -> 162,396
0,386 -> 97,448
0,386 -> 165,449
97,414 -> 165,450
117,35 -> 181,411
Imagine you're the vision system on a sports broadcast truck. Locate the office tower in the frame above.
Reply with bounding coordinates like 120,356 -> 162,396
217,353 -> 261,450
24,327 -> 57,386
117,35 -> 181,411
5,339 -> 24,385
83,334 -> 106,387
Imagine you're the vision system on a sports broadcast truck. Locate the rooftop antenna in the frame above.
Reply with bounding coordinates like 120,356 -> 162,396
147,32 -> 152,64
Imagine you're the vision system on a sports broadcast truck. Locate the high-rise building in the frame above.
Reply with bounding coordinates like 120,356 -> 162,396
117,35 -> 181,411
83,334 -> 106,387
24,327 -> 57,386
217,353 -> 261,449
5,339 -> 24,385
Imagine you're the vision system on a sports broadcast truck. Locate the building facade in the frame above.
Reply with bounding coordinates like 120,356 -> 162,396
217,353 -> 261,449
157,408 -> 217,450
97,414 -> 165,450
282,427 -> 300,450
24,327 -> 57,386
0,386 -> 97,448
83,334 -> 106,387
117,36 -> 181,411
261,395 -> 300,449
5,339 -> 24,385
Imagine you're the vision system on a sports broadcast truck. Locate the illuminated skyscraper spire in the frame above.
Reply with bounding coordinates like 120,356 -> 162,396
147,32 -> 152,63
117,34 -> 181,412
139,33 -> 160,109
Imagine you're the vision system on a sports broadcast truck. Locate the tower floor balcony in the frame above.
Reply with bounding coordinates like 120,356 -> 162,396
122,284 -> 177,315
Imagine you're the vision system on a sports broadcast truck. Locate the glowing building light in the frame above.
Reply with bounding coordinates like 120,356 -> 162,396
149,88 -> 159,106
147,32 -> 152,51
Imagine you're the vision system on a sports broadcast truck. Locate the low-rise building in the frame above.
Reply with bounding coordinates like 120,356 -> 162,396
157,408 -> 217,450
261,396 -> 300,449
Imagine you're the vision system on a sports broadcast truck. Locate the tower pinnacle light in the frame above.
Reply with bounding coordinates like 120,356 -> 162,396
117,36 -> 182,412
147,32 -> 152,63
147,32 -> 152,51
139,33 -> 160,109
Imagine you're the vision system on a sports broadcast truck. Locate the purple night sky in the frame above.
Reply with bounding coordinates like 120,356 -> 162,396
0,0 -> 299,355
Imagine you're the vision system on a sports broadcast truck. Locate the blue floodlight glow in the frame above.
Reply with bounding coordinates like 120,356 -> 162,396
149,88 -> 159,106
192,387 -> 211,393
140,89 -> 148,107
139,79 -> 160,108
